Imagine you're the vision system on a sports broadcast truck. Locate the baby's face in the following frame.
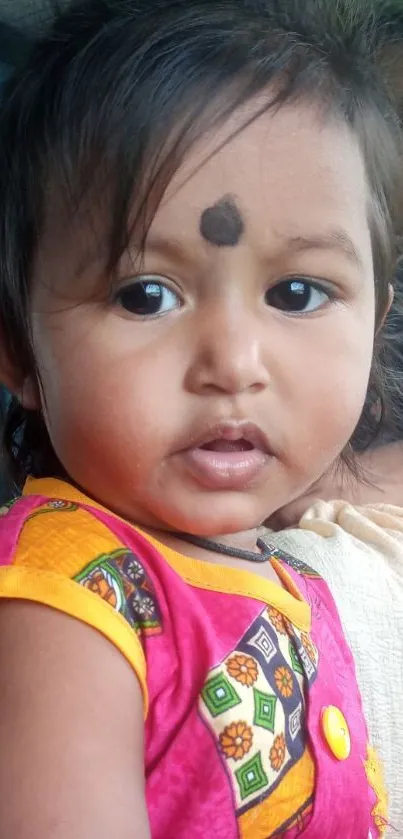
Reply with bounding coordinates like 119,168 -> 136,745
29,97 -> 375,534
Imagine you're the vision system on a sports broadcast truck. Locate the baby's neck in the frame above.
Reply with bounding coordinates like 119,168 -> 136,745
143,525 -> 282,586
145,526 -> 265,560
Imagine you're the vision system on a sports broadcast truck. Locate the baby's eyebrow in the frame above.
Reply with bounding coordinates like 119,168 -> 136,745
282,229 -> 364,271
86,223 -> 362,278
137,234 -> 195,269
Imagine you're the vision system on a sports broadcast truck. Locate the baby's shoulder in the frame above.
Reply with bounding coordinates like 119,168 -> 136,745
0,491 -> 125,574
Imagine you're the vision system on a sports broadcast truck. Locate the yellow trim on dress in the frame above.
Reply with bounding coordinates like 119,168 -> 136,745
23,478 -> 311,631
139,534 -> 310,631
0,565 -> 148,715
364,746 -> 389,835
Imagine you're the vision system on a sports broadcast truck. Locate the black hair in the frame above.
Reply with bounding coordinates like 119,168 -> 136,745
350,0 -> 403,450
0,0 -> 402,489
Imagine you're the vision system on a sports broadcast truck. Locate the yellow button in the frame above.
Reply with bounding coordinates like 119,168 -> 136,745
321,705 -> 351,761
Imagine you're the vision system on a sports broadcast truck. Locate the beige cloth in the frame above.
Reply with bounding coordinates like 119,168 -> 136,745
265,501 -> 403,837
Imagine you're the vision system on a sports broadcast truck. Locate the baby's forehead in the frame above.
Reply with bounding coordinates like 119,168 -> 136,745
146,101 -> 371,259
36,98 -> 372,286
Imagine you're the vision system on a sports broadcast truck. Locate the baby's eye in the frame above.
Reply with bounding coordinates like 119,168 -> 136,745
114,277 -> 182,316
265,279 -> 330,313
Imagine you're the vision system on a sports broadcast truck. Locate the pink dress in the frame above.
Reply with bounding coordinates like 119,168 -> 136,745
0,478 -> 386,838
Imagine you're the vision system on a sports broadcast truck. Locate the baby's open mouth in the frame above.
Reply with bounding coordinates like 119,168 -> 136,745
200,439 -> 254,452
180,424 -> 271,490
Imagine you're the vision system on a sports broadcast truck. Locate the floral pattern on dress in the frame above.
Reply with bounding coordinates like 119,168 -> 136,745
274,666 -> 294,698
74,548 -> 162,637
26,499 -> 79,520
220,721 -> 254,761
267,606 -> 288,634
199,605 -> 316,834
270,733 -> 286,771
301,633 -> 316,663
226,654 -> 258,687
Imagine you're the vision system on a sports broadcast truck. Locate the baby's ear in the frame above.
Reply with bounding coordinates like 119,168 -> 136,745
18,377 -> 39,411
0,342 -> 39,411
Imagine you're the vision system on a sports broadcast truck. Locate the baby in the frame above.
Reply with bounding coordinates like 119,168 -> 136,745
0,1 -> 401,837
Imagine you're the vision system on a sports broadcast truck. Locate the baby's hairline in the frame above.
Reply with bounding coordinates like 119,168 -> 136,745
31,94 -> 388,301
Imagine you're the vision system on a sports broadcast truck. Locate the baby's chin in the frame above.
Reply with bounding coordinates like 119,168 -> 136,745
60,456 -> 296,538
150,496 -> 272,541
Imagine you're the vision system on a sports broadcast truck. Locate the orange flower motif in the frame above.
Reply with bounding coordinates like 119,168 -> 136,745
84,571 -> 117,607
267,606 -> 287,635
219,721 -> 253,761
274,666 -> 293,698
226,654 -> 258,687
301,633 -> 316,663
270,733 -> 286,771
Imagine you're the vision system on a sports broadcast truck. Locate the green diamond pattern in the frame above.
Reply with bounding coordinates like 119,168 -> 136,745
253,688 -> 277,732
289,642 -> 304,676
235,752 -> 268,801
202,672 -> 241,717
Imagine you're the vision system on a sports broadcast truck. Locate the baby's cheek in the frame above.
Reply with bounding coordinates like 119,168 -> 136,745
289,360 -> 370,481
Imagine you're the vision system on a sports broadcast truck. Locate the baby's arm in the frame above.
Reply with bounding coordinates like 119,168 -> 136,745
0,601 -> 150,839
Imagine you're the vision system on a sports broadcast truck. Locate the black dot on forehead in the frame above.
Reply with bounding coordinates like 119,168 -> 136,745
199,195 -> 244,247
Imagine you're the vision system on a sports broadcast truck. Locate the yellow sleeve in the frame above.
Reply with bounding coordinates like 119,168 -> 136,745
0,501 -> 148,712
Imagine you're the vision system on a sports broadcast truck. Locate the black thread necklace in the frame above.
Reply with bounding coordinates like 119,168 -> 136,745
177,533 -> 271,563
